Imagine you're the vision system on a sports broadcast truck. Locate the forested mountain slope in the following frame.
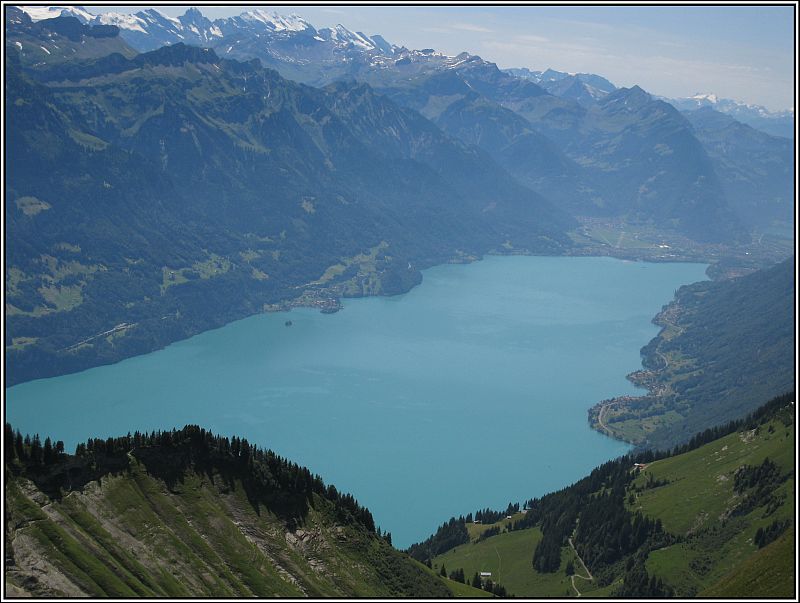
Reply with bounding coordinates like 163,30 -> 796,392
6,44 -> 570,385
590,258 -> 795,450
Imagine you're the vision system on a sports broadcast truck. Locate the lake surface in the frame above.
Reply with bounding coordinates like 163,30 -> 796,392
6,255 -> 708,547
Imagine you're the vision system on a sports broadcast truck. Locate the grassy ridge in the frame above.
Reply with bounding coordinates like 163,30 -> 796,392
634,415 -> 794,597
699,528 -> 795,598
5,459 -> 451,597
633,419 -> 794,534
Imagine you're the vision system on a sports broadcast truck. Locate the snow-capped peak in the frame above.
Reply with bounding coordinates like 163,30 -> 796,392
19,5 -> 96,23
691,93 -> 719,103
327,24 -> 376,49
241,9 -> 311,32
94,11 -> 149,34
141,8 -> 182,28
369,34 -> 395,55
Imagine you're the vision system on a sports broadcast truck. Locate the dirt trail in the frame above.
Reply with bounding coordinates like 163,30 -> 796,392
567,537 -> 593,597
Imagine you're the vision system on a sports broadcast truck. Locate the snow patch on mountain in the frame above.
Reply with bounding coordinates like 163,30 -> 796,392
95,12 -> 149,34
19,5 -> 95,23
146,9 -> 181,29
322,24 -> 376,49
242,9 -> 311,32
691,92 -> 718,103
670,93 -> 793,119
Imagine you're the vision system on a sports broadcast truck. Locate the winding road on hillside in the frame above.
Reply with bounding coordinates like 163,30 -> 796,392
597,401 -> 619,437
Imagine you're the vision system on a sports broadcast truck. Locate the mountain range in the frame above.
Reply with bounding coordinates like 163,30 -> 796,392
5,6 -> 136,65
15,6 -> 792,241
19,6 -> 793,138
683,108 -> 794,229
6,5 -> 794,386
504,67 -> 617,107
6,22 -> 570,385
4,6 -> 795,599
668,93 -> 794,139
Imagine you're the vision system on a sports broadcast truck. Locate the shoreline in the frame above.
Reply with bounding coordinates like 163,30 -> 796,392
7,253 -> 698,547
586,296 -> 692,448
7,220 -> 790,388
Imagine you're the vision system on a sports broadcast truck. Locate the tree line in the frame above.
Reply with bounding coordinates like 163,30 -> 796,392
436,564 -> 509,597
407,516 -> 468,563
5,423 -> 377,534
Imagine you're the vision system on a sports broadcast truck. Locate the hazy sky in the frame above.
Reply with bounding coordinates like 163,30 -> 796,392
91,4 -> 796,110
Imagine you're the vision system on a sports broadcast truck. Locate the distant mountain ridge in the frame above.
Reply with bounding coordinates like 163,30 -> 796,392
494,82 -> 747,243
670,92 -> 793,121
682,107 -> 794,229
666,93 -> 794,139
14,8 -> 789,239
504,67 -> 617,106
19,7 -> 792,123
65,5 -> 765,242
17,4 -> 405,84
6,7 -> 137,65
11,4 -> 96,22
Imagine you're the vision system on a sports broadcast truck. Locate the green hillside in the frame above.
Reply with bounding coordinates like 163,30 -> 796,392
4,426 -> 453,598
4,400 -> 793,598
699,528 -> 795,598
435,526 -> 578,597
427,393 -> 795,597
635,410 -> 794,596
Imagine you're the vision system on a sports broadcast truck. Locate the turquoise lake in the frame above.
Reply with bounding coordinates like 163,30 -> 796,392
6,255 -> 708,547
